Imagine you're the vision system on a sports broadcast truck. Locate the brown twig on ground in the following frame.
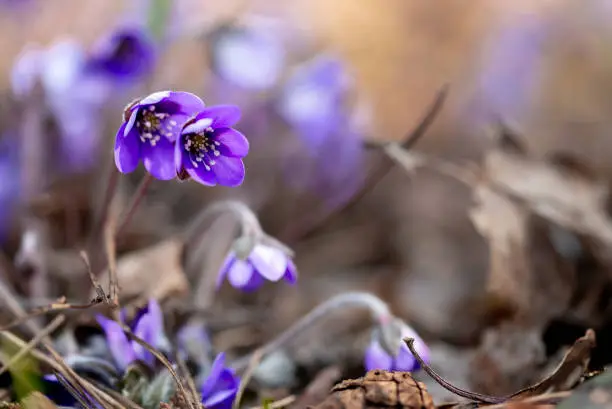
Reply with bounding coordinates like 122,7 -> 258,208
104,217 -> 120,310
233,349 -> 263,409
0,314 -> 65,376
483,391 -> 570,409
0,297 -> 104,332
123,324 -> 199,409
177,355 -> 200,407
79,251 -> 108,303
249,395 -> 296,409
280,84 -> 449,243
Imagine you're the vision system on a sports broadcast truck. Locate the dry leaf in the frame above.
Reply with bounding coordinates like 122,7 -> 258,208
95,238 -> 188,301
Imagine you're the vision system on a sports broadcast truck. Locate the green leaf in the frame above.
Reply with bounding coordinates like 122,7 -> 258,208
1,339 -> 43,402
147,0 -> 172,40
261,398 -> 274,409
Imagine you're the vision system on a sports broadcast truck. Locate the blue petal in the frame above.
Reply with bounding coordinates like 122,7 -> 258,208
96,314 -> 135,371
114,122 -> 141,174
363,338 -> 393,371
141,135 -> 176,180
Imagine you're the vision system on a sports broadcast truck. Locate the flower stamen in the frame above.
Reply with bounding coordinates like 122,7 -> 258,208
184,127 -> 221,169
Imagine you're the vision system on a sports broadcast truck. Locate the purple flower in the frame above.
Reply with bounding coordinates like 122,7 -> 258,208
0,135 -> 20,242
85,25 -> 156,82
209,24 -> 285,90
175,105 -> 249,187
364,325 -> 430,372
96,299 -> 166,371
277,54 -> 365,206
474,14 -> 549,123
11,39 -> 113,172
277,54 -> 351,139
217,244 -> 297,292
115,90 -> 205,180
200,353 -> 240,409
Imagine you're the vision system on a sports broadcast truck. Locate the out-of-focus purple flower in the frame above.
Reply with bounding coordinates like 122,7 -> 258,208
11,39 -> 112,172
217,244 -> 297,292
474,14 -> 550,123
200,353 -> 240,409
96,299 -> 166,371
115,90 -> 205,180
364,325 -> 430,372
209,23 -> 285,90
175,105 -> 249,187
277,54 -> 351,141
85,26 -> 156,82
0,135 -> 20,242
277,54 -> 365,206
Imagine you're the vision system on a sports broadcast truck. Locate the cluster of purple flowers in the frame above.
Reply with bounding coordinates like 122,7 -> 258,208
95,299 -> 240,409
115,91 -> 249,187
11,26 -> 157,173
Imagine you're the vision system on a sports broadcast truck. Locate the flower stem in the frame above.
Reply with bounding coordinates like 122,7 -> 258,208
89,166 -> 119,247
116,173 -> 154,239
230,292 -> 394,372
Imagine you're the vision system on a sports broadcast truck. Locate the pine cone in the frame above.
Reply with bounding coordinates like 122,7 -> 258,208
308,370 -> 435,409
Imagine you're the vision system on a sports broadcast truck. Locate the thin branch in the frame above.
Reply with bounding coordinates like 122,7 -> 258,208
79,250 -> 108,303
233,349 -> 263,409
249,395 -> 296,409
116,173 -> 154,239
281,84 -> 449,242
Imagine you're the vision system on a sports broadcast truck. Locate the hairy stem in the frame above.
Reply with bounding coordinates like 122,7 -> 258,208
231,292 -> 393,372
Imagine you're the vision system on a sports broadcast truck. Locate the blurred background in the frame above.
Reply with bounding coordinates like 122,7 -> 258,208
3,0 -> 612,404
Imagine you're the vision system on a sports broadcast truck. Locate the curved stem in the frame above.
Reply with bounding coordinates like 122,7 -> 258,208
183,200 -> 264,244
230,292 -> 393,372
116,174 -> 154,239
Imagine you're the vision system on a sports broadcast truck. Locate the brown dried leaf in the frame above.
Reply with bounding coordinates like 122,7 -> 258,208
308,370 -> 435,409
95,238 -> 188,301
483,149 -> 612,257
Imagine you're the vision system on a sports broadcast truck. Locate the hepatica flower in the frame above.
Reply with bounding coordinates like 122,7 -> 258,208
96,299 -> 167,372
85,25 -> 156,82
11,39 -> 113,172
277,53 -> 365,205
364,324 -> 430,372
115,90 -> 205,180
217,243 -> 297,292
200,353 -> 239,409
209,23 -> 285,90
175,105 -> 249,187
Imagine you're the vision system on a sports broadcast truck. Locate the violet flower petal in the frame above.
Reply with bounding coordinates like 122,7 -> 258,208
283,259 -> 299,285
198,105 -> 242,128
200,353 -> 239,409
364,338 -> 393,371
200,352 -> 227,397
141,136 -> 177,180
188,164 -> 217,186
201,369 -> 239,409
96,315 -> 135,371
211,156 -> 245,187
212,128 -> 249,158
248,245 -> 288,282
114,122 -> 141,173
226,259 -> 256,288
132,313 -> 157,367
